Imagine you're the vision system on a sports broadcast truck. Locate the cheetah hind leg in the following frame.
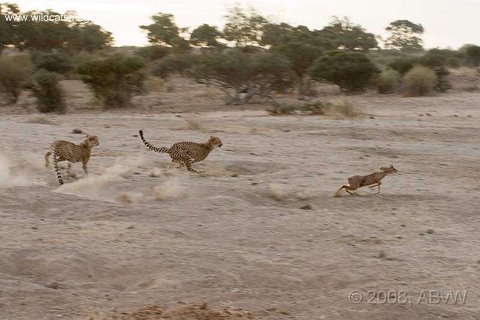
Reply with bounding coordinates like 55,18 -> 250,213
169,159 -> 184,169
66,162 -> 78,179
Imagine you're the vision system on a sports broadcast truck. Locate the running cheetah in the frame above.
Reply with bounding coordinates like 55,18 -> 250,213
45,135 -> 100,185
139,130 -> 222,173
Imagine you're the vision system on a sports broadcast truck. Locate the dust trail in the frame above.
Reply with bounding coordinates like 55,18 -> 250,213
268,183 -> 316,201
153,179 -> 187,200
115,178 -> 187,204
0,151 -> 45,187
54,158 -> 143,201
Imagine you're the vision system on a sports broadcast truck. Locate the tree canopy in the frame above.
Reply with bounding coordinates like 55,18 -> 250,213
223,6 -> 268,48
140,13 -> 190,53
385,20 -> 424,52
318,17 -> 378,51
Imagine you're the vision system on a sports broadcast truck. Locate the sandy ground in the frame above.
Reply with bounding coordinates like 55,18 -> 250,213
1,84 -> 480,319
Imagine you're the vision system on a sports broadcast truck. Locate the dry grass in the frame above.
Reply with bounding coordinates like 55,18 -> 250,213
327,98 -> 359,118
266,101 -> 326,115
24,115 -> 57,125
143,76 -> 165,93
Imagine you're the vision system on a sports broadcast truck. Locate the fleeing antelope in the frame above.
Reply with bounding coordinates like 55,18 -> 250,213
334,165 -> 398,197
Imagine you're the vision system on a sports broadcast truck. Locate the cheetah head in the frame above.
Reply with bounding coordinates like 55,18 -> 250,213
84,135 -> 100,148
209,136 -> 222,148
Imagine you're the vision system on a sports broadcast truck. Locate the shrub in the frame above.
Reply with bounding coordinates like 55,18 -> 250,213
135,45 -> 171,61
433,66 -> 450,93
32,51 -> 73,75
31,70 -> 66,113
420,48 -> 455,69
308,52 -> 379,93
376,68 -> 401,93
0,54 -> 32,104
267,101 -> 326,115
77,54 -> 145,108
329,98 -> 358,117
446,57 -> 461,68
143,76 -> 165,93
461,44 -> 480,66
403,65 -> 437,96
152,54 -> 194,79
388,57 -> 419,75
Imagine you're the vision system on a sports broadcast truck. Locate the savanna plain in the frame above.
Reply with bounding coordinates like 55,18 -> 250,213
1,78 -> 480,320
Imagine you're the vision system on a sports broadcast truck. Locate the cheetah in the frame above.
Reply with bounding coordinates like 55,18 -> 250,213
45,135 -> 100,185
334,165 -> 398,197
139,130 -> 222,173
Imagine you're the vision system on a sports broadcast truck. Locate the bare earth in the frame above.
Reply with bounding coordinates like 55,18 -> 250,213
1,83 -> 480,319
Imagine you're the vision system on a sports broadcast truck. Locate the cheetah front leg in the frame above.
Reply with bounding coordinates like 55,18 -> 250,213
82,160 -> 89,176
184,159 -> 202,174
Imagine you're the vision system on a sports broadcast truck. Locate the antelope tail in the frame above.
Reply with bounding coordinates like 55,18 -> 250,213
52,151 -> 64,185
139,130 -> 168,153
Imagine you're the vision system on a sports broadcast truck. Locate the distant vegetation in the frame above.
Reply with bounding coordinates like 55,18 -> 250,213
1,2 -> 480,110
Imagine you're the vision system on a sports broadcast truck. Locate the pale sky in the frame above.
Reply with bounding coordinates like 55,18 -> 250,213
13,0 -> 480,49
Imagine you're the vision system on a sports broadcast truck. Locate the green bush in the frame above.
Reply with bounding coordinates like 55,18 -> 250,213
420,49 -> 456,68
376,68 -> 401,94
446,57 -> 461,68
388,57 -> 419,75
403,65 -> 437,96
32,51 -> 73,75
77,54 -> 145,108
464,45 -> 480,66
433,66 -> 450,93
31,70 -> 66,113
0,54 -> 32,104
135,45 -> 171,61
152,54 -> 194,79
308,52 -> 379,93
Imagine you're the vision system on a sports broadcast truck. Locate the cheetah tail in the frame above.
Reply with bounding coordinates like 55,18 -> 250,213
139,130 -> 168,153
52,151 -> 64,185
45,151 -> 51,168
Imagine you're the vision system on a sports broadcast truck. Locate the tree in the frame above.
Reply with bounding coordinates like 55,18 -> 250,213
0,54 -> 32,104
68,22 -> 113,52
140,13 -> 189,53
77,55 -> 146,108
309,52 -> 379,93
385,20 -> 424,52
190,24 -> 223,48
270,25 -> 334,98
175,49 -> 293,104
15,10 -> 71,51
223,6 -> 268,48
0,3 -> 20,53
260,22 -> 294,47
318,17 -> 378,51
